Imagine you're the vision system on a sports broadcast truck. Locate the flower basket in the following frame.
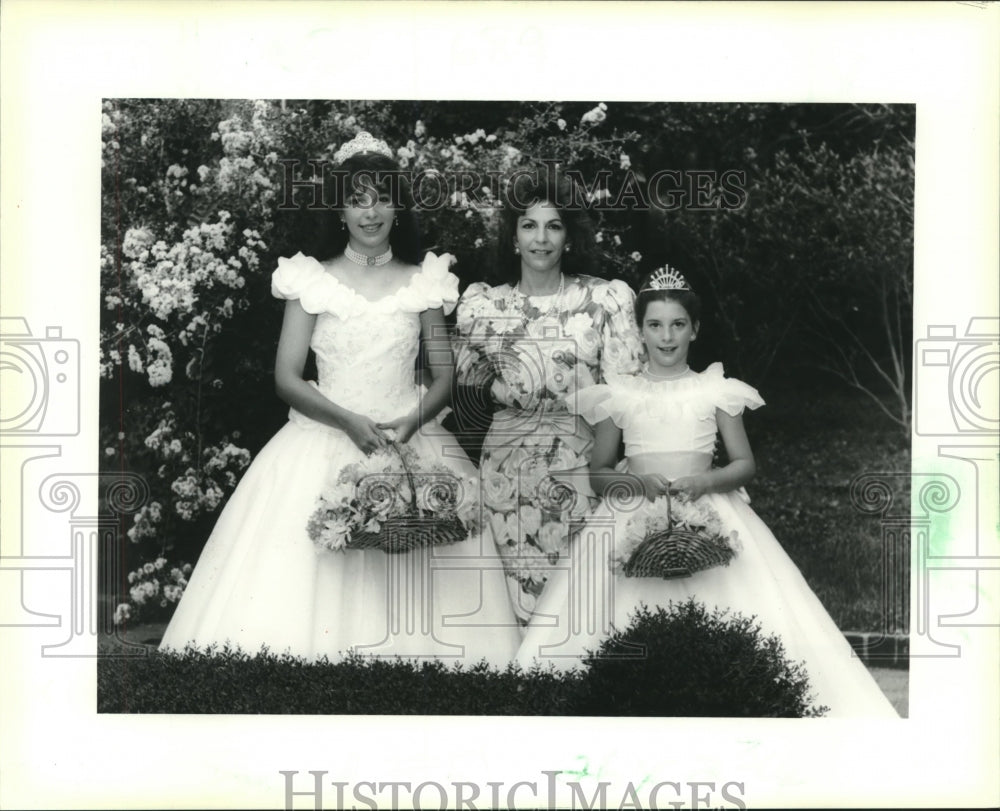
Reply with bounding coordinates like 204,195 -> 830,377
621,490 -> 739,579
307,442 -> 478,555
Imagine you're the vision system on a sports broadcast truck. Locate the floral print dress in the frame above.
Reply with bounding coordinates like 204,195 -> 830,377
454,275 -> 643,624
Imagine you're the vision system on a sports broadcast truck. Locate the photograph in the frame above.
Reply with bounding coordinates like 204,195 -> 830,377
1,2 -> 997,810
95,99 -> 910,723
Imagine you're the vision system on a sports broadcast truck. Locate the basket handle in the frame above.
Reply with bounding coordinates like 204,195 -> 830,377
388,441 -> 419,511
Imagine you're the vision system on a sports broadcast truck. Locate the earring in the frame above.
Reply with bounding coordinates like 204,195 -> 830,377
564,244 -> 571,254
340,220 -> 346,230
514,246 -> 520,255
394,216 -> 399,226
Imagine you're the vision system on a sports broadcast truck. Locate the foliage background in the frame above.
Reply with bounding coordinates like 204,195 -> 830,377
100,100 -> 914,632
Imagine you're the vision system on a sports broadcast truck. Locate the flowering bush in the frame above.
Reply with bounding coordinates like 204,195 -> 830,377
113,557 -> 193,626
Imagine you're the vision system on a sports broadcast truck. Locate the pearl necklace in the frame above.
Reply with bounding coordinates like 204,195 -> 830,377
642,364 -> 691,381
505,274 -> 565,324
497,274 -> 565,385
345,244 -> 393,267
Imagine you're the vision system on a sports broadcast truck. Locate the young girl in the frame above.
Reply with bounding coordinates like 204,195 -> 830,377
516,266 -> 898,717
159,132 -> 521,667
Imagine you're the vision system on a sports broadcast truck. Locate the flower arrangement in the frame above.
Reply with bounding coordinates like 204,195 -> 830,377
113,557 -> 193,626
306,443 -> 480,554
616,492 -> 741,579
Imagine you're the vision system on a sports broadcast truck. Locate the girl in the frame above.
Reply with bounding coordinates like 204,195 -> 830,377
159,132 -> 521,667
516,266 -> 898,717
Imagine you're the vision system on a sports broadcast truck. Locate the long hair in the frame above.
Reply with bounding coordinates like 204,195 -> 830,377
495,167 -> 598,285
311,152 -> 422,265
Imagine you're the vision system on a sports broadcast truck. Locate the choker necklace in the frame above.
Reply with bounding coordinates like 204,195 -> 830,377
643,364 -> 691,380
345,244 -> 393,267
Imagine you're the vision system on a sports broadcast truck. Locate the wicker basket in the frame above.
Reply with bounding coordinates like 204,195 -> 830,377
622,490 -> 737,578
345,444 -> 468,555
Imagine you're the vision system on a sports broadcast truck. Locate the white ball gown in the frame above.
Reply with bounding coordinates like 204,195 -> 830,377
515,364 -> 898,717
159,252 -> 522,667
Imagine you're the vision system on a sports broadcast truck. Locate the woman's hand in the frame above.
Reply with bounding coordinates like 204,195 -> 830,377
638,473 -> 672,502
377,412 -> 419,445
669,474 -> 712,500
343,413 -> 390,454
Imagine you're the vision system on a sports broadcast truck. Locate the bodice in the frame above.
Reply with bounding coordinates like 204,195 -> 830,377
453,276 -> 643,415
271,251 -> 459,423
572,363 -> 764,457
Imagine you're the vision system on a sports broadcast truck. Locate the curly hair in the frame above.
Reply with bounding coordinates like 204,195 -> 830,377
311,151 -> 422,265
495,166 -> 598,284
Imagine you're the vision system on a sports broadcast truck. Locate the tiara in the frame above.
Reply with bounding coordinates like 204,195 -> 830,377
333,131 -> 393,165
640,265 -> 692,293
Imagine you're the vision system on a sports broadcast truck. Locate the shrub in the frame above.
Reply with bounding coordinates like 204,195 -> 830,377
574,600 -> 829,718
98,600 -> 827,716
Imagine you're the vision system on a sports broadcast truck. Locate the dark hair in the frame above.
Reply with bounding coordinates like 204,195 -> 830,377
495,167 -> 598,284
312,151 -> 422,265
635,272 -> 702,327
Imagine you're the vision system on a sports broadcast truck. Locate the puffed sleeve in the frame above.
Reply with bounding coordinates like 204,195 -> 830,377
271,252 -> 329,314
702,363 -> 765,415
452,281 -> 495,388
594,279 -> 643,380
567,384 -> 629,430
406,252 -> 461,315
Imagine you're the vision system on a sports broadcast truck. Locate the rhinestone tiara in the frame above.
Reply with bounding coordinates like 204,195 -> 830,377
640,265 -> 692,293
333,131 -> 393,165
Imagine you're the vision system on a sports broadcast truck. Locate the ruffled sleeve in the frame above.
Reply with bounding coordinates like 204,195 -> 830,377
403,252 -> 460,315
594,279 -> 643,380
567,377 -> 636,429
701,362 -> 765,416
271,253 -> 331,314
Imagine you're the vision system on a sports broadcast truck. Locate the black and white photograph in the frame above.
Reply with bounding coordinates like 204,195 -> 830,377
1,2 -> 998,810
95,99 -> 910,722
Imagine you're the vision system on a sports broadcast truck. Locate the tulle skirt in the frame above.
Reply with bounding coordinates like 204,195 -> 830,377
516,486 -> 899,718
159,417 -> 522,668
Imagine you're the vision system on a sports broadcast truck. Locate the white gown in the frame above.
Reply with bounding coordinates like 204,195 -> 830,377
516,364 -> 898,717
159,252 -> 522,667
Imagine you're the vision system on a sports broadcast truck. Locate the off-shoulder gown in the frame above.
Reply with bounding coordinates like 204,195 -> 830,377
516,365 -> 898,717
159,253 -> 521,667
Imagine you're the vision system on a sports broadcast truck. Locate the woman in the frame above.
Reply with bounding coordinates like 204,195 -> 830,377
453,169 -> 643,627
159,132 -> 521,667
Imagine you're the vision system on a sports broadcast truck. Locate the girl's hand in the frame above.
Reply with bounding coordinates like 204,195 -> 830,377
639,473 -> 672,502
377,413 -> 419,445
669,474 -> 712,500
343,413 -> 390,454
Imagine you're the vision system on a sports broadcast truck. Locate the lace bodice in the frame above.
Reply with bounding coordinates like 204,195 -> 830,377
271,252 -> 459,423
571,363 -> 764,456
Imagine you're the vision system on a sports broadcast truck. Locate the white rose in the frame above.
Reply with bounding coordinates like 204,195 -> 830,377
558,283 -> 589,312
535,521 -> 565,555
590,283 -> 621,313
482,471 -> 518,512
566,325 -> 600,364
601,337 -> 633,374
489,510 -> 516,544
518,505 -> 542,541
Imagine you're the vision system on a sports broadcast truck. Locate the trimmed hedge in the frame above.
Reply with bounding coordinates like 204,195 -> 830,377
99,599 -> 827,717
